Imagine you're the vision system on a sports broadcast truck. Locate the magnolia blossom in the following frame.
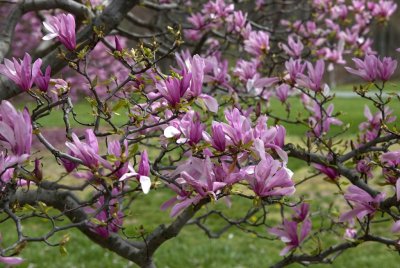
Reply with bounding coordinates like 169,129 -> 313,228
43,14 -> 76,50
244,31 -> 270,56
340,185 -> 385,222
156,73 -> 191,107
167,157 -> 228,217
313,163 -> 339,180
380,150 -> 400,200
281,36 -> 304,58
0,100 -> 32,158
0,53 -> 42,91
285,58 -> 306,84
345,55 -> 397,82
0,256 -> 24,266
247,155 -> 295,197
268,203 -> 311,255
64,129 -> 108,170
34,66 -> 51,92
86,188 -> 124,238
296,59 -> 325,92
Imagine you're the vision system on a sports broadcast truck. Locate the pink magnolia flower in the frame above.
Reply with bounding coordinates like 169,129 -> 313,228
156,72 -> 191,107
136,150 -> 151,194
356,158 -> 373,179
281,36 -> 304,58
292,203 -> 310,222
392,220 -> 400,233
268,219 -> 311,256
308,103 -> 342,137
359,105 -> 396,142
167,156 -> 227,217
381,150 -> 400,200
253,116 -> 287,162
227,10 -> 247,33
313,163 -> 339,180
205,123 -> 226,152
340,185 -> 385,222
86,188 -> 124,238
107,140 -> 129,179
0,53 -> 42,91
244,31 -> 270,56
164,111 -> 205,146
345,55 -> 397,82
344,228 -> 357,239
65,129 -> 109,170
220,108 -> 253,146
285,58 -> 306,84
372,0 -> 397,20
296,59 -> 325,92
0,100 -> 32,157
247,155 -> 295,197
43,14 -> 76,50
233,59 -> 258,81
0,256 -> 24,266
275,84 -> 291,103
34,66 -> 51,92
175,53 -> 218,112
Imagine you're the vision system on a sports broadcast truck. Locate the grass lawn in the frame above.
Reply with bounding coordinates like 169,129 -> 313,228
5,94 -> 400,267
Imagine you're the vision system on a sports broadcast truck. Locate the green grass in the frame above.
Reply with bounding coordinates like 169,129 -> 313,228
6,94 -> 400,267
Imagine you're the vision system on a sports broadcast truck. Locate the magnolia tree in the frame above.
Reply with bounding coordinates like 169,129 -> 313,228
0,0 -> 399,267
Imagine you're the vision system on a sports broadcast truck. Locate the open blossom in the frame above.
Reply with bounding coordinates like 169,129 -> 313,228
174,53 -> 218,112
269,205 -> 311,256
34,66 -> 51,92
65,129 -> 107,170
167,156 -> 227,217
0,100 -> 32,158
137,150 -> 151,194
86,188 -> 124,238
345,55 -> 397,82
247,155 -> 295,197
359,105 -> 396,142
253,116 -> 287,162
275,84 -> 291,103
156,72 -> 191,107
285,58 -> 306,83
43,14 -> 76,50
308,103 -> 342,137
372,0 -> 397,20
164,111 -> 205,146
0,53 -> 42,91
227,10 -> 247,33
296,59 -> 325,92
340,185 -> 385,222
244,31 -> 270,56
281,36 -> 304,58
220,108 -> 253,146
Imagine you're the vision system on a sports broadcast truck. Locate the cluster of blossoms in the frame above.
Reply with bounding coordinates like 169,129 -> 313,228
0,0 -> 400,266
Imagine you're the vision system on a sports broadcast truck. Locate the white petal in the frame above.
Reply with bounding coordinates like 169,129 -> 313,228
43,21 -> 56,33
164,126 -> 180,138
42,33 -> 58,40
140,176 -> 151,194
176,138 -> 188,144
284,167 -> 294,179
119,171 -> 136,182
